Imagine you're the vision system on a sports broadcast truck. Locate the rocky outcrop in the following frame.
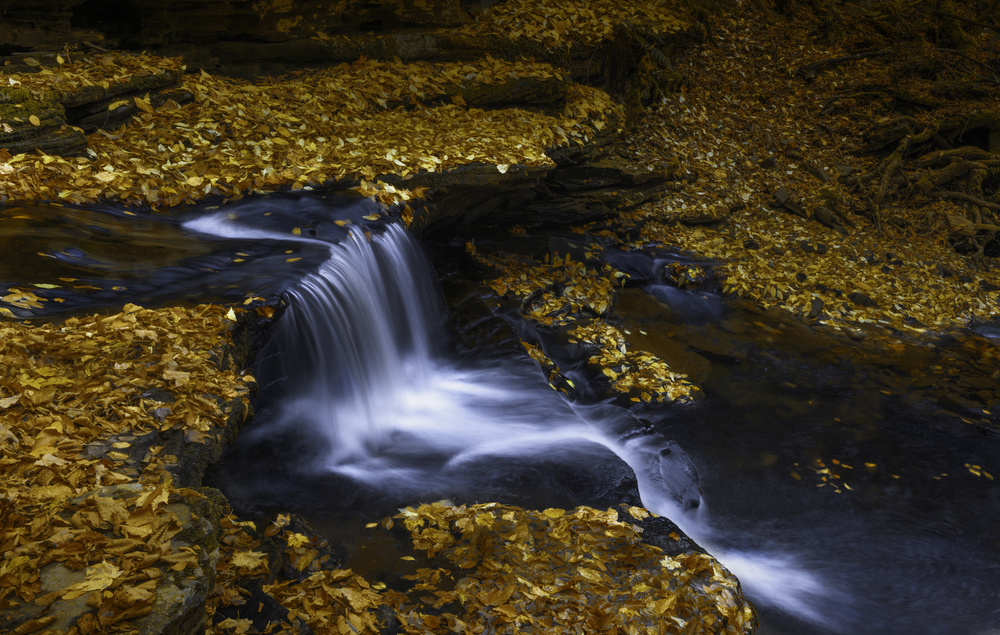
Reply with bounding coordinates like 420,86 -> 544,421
0,484 -> 224,635
0,87 -> 87,155
1,52 -> 187,155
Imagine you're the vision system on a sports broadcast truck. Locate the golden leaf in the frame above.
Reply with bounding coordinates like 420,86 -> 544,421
231,550 -> 269,570
62,561 -> 123,600
29,115 -> 40,126
162,369 -> 190,386
494,604 -> 518,619
133,96 -> 155,113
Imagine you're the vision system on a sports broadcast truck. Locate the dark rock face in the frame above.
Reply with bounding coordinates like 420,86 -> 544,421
0,0 -> 477,53
408,155 -> 673,233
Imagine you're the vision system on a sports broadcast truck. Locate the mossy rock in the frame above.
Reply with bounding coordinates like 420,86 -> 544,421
57,67 -> 184,109
0,91 -> 87,155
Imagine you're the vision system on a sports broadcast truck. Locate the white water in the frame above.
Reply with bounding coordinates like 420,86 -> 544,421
187,211 -> 856,633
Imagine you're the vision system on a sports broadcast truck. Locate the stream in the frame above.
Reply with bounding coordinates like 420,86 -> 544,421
3,196 -> 999,634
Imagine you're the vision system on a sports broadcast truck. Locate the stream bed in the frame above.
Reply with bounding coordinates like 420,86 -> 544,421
3,197 -> 999,634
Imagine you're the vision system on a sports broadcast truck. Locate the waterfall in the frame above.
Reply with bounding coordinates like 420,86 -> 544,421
186,205 -> 705,517
274,224 -> 444,461
196,202 -> 920,634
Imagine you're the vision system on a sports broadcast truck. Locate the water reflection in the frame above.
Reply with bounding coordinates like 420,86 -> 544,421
0,200 -> 336,317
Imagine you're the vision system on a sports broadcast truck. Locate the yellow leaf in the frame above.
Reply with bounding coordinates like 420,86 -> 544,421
29,115 -> 40,126
577,567 -> 603,582
231,550 -> 269,570
62,562 -> 123,600
186,175 -> 204,187
133,96 -> 155,113
494,604 -> 517,619
162,369 -> 190,386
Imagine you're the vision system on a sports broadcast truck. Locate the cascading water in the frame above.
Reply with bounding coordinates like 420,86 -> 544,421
270,223 -> 443,463
187,209 -> 704,518
190,203 -> 1000,635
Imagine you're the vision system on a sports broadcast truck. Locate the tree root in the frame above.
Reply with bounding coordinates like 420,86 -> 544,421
937,190 -> 1000,211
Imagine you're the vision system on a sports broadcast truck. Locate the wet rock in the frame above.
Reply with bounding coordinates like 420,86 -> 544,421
980,280 -> 1000,292
84,393 -> 248,489
277,515 -> 343,581
678,213 -> 727,227
0,0 -> 476,53
936,263 -> 954,278
805,163 -> 831,182
813,205 -> 846,233
1,58 -> 184,156
71,87 -> 194,133
665,261 -> 710,289
411,150 -> 668,232
548,158 -> 666,191
808,296 -> 824,318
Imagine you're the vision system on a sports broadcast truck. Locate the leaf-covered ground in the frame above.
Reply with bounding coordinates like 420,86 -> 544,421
212,503 -> 754,635
0,304 -> 253,632
605,1 -> 1000,335
1,53 -> 618,207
